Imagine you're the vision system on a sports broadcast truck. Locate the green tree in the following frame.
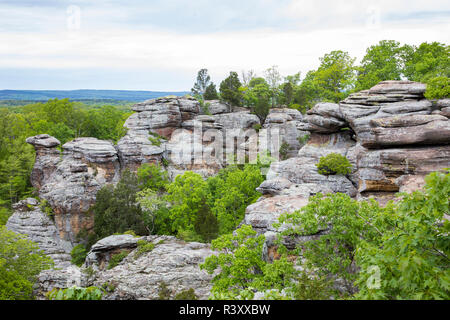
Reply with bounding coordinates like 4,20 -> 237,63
204,83 -> 219,100
424,76 -> 450,100
194,201 -> 219,243
403,42 -> 450,82
93,170 -> 147,240
355,40 -> 408,90
165,171 -> 210,235
137,163 -> 169,192
264,66 -> 282,108
191,69 -> 211,99
220,72 -> 243,107
313,50 -> 356,102
0,226 -> 54,300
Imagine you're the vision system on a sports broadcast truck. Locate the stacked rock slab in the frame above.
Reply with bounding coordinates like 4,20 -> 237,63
26,135 -> 121,246
6,198 -> 72,266
245,80 -> 450,249
119,96 -> 306,179
86,235 -> 216,300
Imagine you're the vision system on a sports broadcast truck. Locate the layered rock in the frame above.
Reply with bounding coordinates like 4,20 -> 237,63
87,235 -> 216,300
244,80 -> 449,253
26,136 -> 121,245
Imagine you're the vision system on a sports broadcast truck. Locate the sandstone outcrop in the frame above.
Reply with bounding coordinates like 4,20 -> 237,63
26,135 -> 121,245
6,198 -> 72,266
89,236 -> 216,300
244,80 -> 449,251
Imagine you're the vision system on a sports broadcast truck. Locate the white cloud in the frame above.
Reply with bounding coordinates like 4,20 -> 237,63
0,0 -> 449,90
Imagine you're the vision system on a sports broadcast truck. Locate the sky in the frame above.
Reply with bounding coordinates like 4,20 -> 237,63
0,0 -> 449,91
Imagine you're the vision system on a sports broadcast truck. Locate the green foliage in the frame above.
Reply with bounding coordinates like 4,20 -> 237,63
71,244 -> 88,267
201,225 -> 300,300
275,170 -> 450,300
39,199 -> 54,220
199,99 -> 212,115
93,170 -> 147,241
243,78 -> 271,122
279,141 -> 291,161
354,170 -> 450,300
252,123 -> 262,132
148,135 -> 161,146
107,250 -> 129,270
174,288 -> 198,300
200,225 -> 267,299
424,76 -> 450,100
134,239 -> 155,259
137,163 -> 169,192
403,42 -> 450,82
204,83 -> 219,100
194,202 -> 219,243
46,286 -> 103,300
355,40 -> 407,91
297,133 -> 310,145
316,153 -> 352,176
165,171 -> 209,235
0,226 -> 54,300
220,72 -> 243,107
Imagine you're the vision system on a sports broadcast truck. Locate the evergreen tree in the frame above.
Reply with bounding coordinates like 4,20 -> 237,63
194,201 -> 219,243
219,72 -> 243,107
203,83 -> 219,100
191,69 -> 211,98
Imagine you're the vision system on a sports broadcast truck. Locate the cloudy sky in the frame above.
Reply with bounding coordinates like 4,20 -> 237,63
0,0 -> 449,91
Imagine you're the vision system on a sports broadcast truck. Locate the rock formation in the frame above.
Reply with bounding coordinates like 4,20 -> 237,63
244,81 -> 450,256
7,80 -> 450,299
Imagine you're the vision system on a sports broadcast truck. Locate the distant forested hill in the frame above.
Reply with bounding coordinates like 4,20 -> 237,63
0,89 -> 189,102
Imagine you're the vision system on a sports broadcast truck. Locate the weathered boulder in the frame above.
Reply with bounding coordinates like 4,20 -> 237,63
88,236 -> 216,300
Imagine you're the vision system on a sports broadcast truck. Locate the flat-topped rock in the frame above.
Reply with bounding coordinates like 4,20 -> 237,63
26,134 -> 61,148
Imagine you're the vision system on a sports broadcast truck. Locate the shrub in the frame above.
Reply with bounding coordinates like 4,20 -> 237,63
298,134 -> 310,145
0,226 -> 54,300
107,250 -> 129,270
279,141 -> 291,161
316,153 -> 352,175
71,244 -> 88,267
193,202 -> 219,243
158,282 -> 172,300
252,123 -> 262,132
46,286 -> 103,300
174,288 -> 198,300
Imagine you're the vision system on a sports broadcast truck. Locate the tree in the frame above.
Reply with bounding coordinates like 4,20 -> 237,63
165,171 -> 210,235
241,70 -> 256,87
313,50 -> 356,102
403,42 -> 450,82
137,163 -> 169,192
0,226 -> 54,299
355,40 -> 407,91
219,72 -> 243,107
194,201 -> 219,243
191,69 -> 211,98
424,76 -> 450,100
203,83 -> 219,100
93,170 -> 147,240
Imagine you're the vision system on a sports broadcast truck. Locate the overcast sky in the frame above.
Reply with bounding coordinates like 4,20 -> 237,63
0,0 -> 449,91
